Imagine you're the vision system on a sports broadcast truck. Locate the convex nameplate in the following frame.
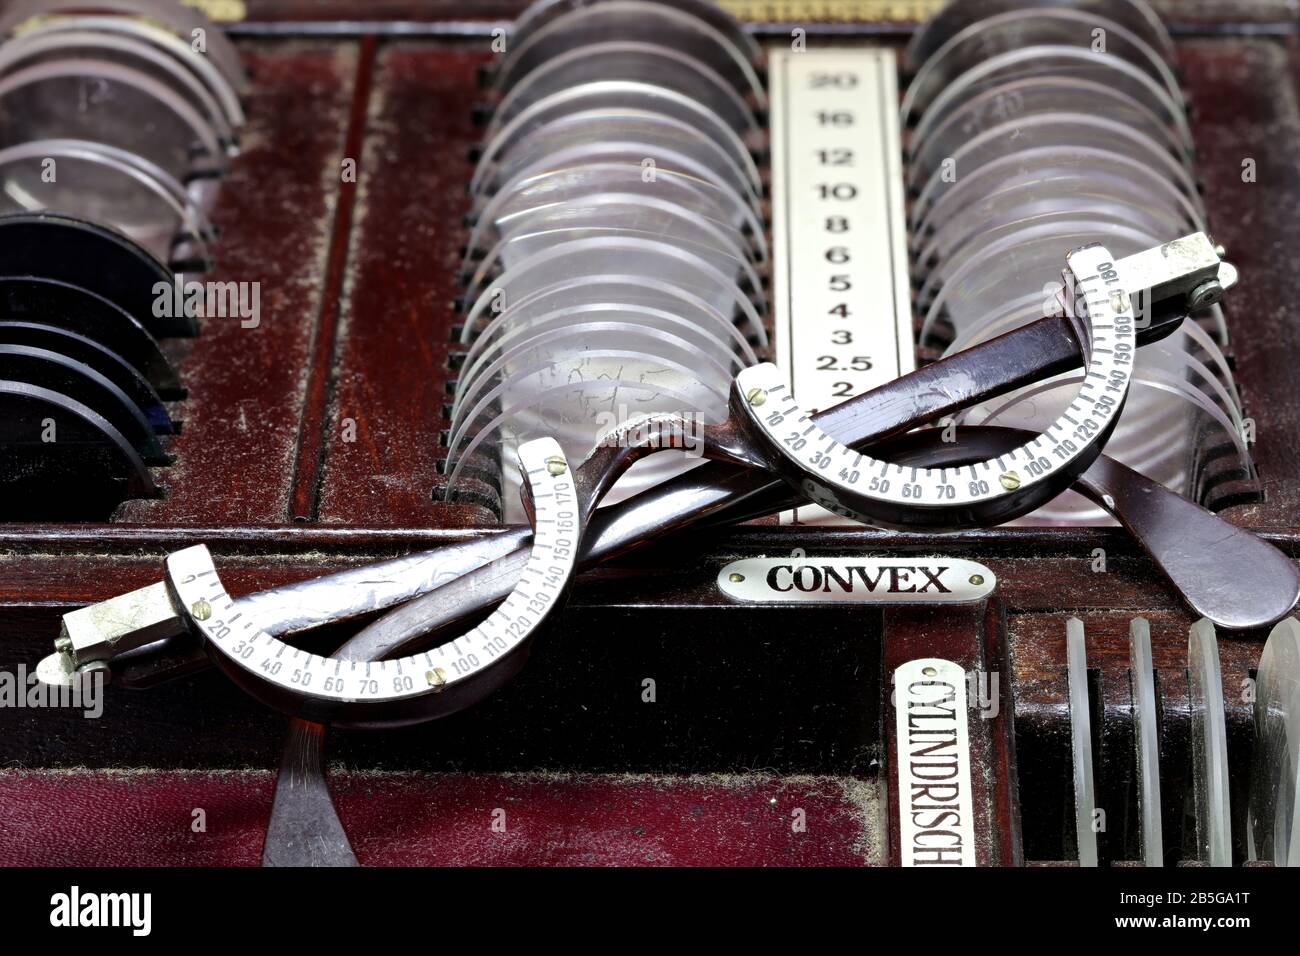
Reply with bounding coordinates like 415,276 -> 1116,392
717,556 -> 995,604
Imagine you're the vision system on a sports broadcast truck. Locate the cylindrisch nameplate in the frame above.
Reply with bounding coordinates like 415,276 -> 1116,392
894,657 -> 977,866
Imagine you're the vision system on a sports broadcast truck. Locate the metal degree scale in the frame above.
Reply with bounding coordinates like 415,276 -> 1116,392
0,0 -> 1299,873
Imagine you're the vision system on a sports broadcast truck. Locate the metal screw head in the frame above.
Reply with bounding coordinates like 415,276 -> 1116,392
969,574 -> 985,586
426,668 -> 447,692
1188,279 -> 1222,310
745,387 -> 767,407
191,599 -> 212,621
999,471 -> 1021,491
728,572 -> 745,583
544,455 -> 567,476
922,666 -> 938,677
76,659 -> 111,680
1108,290 -> 1131,315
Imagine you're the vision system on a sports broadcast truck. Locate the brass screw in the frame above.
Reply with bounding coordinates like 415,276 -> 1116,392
545,455 -> 567,476
1109,290 -> 1131,315
745,387 -> 767,407
969,574 -> 985,586
191,599 -> 212,621
426,668 -> 447,692
922,666 -> 938,677
999,471 -> 1021,491
728,572 -> 745,583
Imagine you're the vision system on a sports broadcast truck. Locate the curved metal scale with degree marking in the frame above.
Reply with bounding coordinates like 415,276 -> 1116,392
732,243 -> 1135,528
161,438 -> 579,730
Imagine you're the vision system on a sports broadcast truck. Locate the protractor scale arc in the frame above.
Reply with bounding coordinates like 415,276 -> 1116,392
739,242 -> 1136,528
167,439 -> 580,727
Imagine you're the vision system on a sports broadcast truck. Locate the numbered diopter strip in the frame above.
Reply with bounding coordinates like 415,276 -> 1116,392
735,243 -> 1135,527
166,438 -> 580,719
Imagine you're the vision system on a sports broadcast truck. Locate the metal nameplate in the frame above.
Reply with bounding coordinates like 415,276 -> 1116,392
894,657 -> 977,867
717,557 -> 995,604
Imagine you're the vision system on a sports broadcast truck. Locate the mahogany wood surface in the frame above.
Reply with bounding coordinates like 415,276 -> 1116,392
0,2 -> 1297,866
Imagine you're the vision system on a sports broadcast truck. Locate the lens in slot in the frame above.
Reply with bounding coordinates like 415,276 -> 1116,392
491,43 -> 760,137
457,275 -> 760,372
904,0 -> 1175,75
471,163 -> 768,262
0,379 -> 155,517
0,275 -> 180,393
0,140 -> 213,263
0,321 -> 172,433
0,343 -> 166,463
913,47 -> 1190,153
462,237 -> 766,342
909,83 -> 1190,194
0,0 -> 248,97
0,29 -> 235,148
902,8 -> 1181,126
0,60 -> 226,180
480,80 -> 761,192
467,191 -> 760,276
911,145 -> 1205,240
18,15 -> 245,131
471,109 -> 761,209
491,1 -> 765,108
456,301 -> 751,414
463,212 -> 762,317
913,164 -> 1196,272
510,0 -> 763,64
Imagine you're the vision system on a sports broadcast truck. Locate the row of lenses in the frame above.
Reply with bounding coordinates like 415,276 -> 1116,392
0,0 -> 246,266
447,0 -> 768,518
902,0 -> 1255,523
0,0 -> 245,519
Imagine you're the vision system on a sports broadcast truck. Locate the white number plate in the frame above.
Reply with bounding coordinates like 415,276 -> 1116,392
768,46 -> 913,525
